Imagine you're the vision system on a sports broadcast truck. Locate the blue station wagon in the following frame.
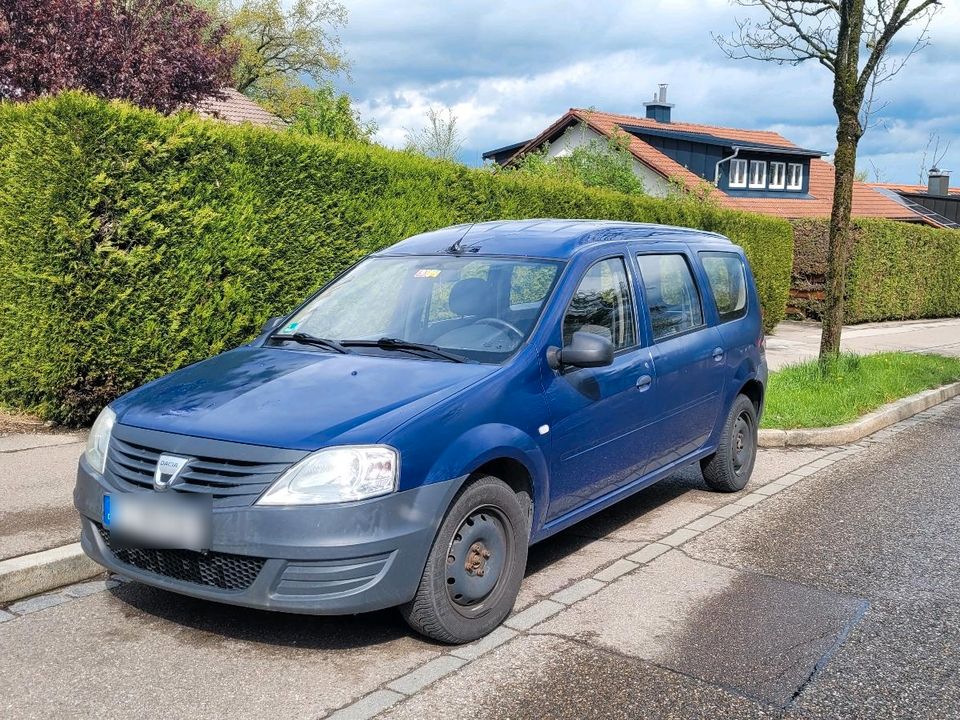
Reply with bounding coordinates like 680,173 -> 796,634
75,219 -> 767,643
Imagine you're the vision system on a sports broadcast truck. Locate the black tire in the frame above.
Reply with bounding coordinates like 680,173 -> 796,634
700,394 -> 758,493
400,475 -> 529,644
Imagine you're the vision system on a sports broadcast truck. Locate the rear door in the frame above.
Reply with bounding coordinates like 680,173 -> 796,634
635,249 -> 725,471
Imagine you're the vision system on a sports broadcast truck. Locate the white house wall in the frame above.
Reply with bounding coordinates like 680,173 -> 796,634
543,125 -> 671,197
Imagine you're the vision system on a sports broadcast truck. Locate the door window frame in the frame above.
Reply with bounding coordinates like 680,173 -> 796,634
560,254 -> 641,357
634,251 -> 708,343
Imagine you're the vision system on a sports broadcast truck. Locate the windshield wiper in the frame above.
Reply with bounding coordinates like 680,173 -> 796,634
341,337 -> 469,363
272,332 -> 352,355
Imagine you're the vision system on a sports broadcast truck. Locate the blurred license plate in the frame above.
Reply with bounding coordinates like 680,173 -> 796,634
103,493 -> 212,551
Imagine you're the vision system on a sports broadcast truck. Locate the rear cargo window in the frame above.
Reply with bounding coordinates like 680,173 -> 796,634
699,252 -> 748,322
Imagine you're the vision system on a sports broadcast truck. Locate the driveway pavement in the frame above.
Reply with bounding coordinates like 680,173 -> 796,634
765,317 -> 960,370
3,399 -> 959,718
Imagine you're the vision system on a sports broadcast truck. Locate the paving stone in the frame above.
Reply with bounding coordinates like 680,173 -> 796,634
659,528 -> 700,547
626,543 -> 671,564
449,626 -> 518,661
328,690 -> 405,720
0,609 -> 15,622
64,579 -> 119,599
685,514 -> 726,532
387,656 -> 467,695
754,483 -> 786,496
6,592 -> 69,615
551,578 -> 605,605
709,504 -> 747,519
503,599 -> 564,631
734,492 -> 766,507
593,559 -> 639,582
793,465 -> 820,477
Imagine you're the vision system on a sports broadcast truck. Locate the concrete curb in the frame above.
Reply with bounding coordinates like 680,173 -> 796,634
758,381 -> 960,448
0,543 -> 102,604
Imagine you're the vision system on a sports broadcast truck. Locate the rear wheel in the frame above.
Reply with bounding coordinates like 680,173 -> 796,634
701,394 -> 758,493
400,475 -> 529,644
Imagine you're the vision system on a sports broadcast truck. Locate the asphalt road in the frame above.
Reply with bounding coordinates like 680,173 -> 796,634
3,401 -> 960,719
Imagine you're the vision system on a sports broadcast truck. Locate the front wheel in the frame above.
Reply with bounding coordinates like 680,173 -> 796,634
700,394 -> 758,493
400,475 -> 529,644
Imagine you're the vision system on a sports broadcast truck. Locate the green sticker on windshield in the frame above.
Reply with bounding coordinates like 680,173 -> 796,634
283,321 -> 299,332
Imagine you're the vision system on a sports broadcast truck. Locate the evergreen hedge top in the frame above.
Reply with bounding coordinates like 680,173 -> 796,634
0,93 -> 794,424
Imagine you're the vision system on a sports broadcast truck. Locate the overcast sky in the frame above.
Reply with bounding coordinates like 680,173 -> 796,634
333,1 -> 959,184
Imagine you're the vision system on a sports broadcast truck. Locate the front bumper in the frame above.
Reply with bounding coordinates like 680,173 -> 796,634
75,457 -> 463,615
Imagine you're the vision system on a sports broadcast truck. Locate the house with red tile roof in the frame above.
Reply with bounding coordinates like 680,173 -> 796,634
193,88 -> 285,128
484,85 -> 943,227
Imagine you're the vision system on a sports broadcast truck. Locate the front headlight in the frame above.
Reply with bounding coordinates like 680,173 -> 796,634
257,445 -> 398,505
85,406 -> 116,475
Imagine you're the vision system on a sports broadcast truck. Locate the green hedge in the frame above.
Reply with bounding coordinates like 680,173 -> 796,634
790,218 -> 960,323
0,93 -> 793,424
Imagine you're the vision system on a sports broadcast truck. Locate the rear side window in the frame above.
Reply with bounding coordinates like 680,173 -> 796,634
563,257 -> 636,350
700,252 -> 748,322
636,254 -> 704,340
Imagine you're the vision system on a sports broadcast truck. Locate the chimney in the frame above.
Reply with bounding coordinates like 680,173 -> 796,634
928,168 -> 950,197
643,83 -> 674,123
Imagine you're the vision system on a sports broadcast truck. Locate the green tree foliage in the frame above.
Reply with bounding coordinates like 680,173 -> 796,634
284,84 -> 375,141
404,107 -> 464,161
0,94 -> 794,424
511,124 -> 644,195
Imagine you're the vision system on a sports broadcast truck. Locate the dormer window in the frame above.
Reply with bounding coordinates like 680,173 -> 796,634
749,161 -> 767,189
769,162 -> 786,190
729,158 -> 748,188
787,163 -> 803,190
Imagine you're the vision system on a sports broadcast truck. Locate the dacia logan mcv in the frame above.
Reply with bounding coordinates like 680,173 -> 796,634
75,220 -> 767,643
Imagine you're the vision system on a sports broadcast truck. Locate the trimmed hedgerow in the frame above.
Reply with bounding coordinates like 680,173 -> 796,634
0,93 -> 793,424
790,218 -> 960,323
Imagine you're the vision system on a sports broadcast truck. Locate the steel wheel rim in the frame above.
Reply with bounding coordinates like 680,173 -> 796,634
445,505 -> 512,618
733,412 -> 754,476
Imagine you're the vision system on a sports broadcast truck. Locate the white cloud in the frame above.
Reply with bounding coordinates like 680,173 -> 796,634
338,0 -> 960,183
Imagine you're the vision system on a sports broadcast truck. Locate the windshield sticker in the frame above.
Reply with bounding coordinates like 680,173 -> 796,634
414,269 -> 441,278
283,321 -> 300,332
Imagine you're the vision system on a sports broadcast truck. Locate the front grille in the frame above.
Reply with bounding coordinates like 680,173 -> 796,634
97,525 -> 264,591
106,436 -> 292,508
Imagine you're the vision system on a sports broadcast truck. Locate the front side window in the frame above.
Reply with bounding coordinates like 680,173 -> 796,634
637,254 -> 704,340
749,160 -> 767,188
563,257 -> 636,351
729,158 -> 748,188
700,252 -> 748,322
787,163 -> 803,190
769,161 -> 786,190
276,255 -> 563,363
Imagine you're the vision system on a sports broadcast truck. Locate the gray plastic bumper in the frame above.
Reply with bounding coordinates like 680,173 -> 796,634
75,457 -> 464,615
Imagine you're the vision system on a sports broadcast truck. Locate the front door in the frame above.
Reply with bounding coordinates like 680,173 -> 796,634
542,256 -> 657,521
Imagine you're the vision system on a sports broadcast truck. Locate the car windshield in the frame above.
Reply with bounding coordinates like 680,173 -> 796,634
273,255 -> 564,363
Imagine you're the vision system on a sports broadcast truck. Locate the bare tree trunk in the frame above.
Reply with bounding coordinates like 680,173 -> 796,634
819,115 -> 859,358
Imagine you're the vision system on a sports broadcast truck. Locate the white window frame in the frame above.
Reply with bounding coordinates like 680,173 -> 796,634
787,163 -> 804,191
729,158 -> 748,188
748,160 -> 767,189
769,161 -> 786,190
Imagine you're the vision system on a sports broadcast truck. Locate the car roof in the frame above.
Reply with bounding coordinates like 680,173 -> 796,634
377,219 -> 733,260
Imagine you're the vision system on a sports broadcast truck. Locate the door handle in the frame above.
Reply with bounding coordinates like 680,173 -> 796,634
712,347 -> 725,362
636,374 -> 653,391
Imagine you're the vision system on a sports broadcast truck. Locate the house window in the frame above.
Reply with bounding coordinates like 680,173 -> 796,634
769,162 -> 786,190
729,158 -> 748,188
749,160 -> 767,189
787,163 -> 803,190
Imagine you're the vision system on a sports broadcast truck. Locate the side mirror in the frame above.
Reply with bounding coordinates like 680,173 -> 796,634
547,331 -> 614,370
260,316 -> 284,335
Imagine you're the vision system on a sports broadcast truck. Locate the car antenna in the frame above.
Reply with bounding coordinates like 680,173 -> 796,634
446,223 -> 475,254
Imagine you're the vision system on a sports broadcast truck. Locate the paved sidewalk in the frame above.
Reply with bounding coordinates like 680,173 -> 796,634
0,432 -> 85,561
765,317 -> 960,370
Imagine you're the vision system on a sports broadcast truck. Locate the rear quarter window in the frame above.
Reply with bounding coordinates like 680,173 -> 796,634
699,251 -> 748,322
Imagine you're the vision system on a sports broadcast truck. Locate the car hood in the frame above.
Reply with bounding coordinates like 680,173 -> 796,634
113,347 -> 496,450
